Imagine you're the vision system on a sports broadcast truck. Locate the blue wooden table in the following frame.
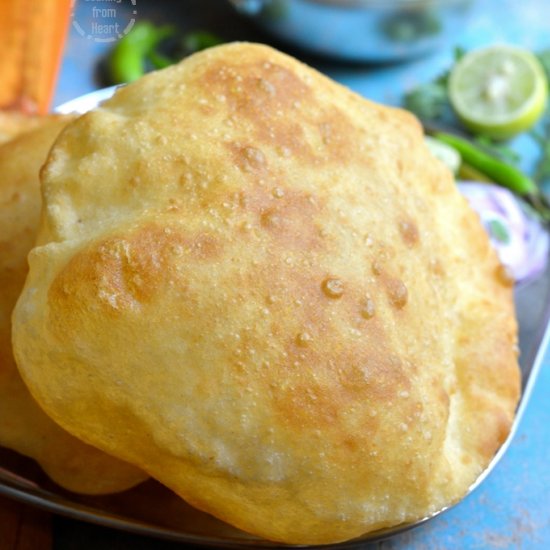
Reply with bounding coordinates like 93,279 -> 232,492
51,1 -> 550,548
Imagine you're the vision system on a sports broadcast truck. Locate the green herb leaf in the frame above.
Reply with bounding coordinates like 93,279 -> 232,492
453,46 -> 466,64
531,105 -> 550,187
383,10 -> 441,43
402,47 -> 464,122
403,82 -> 449,120
487,219 -> 511,244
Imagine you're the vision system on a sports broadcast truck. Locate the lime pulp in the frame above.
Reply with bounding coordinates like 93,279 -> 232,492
449,45 -> 548,140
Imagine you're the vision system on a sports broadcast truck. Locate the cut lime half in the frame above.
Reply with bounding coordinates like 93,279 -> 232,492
449,45 -> 548,140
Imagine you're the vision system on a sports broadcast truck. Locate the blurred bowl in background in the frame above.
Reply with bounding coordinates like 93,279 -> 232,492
228,0 -> 475,62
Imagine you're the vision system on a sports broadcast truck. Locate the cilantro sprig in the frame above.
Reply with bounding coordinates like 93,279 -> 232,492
403,47 -> 464,123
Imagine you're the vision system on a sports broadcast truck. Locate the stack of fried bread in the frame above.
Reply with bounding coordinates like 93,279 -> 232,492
0,115 -> 147,493
7,43 -> 520,544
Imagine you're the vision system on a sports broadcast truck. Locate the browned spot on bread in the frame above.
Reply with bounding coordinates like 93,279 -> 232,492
201,60 -> 314,159
398,219 -> 420,247
49,224 -> 221,315
246,258 -> 413,435
200,60 -> 311,115
232,184 -> 325,252
199,58 -> 363,168
385,278 -> 408,309
316,107 -> 361,163
476,408 -> 512,459
229,143 -> 267,173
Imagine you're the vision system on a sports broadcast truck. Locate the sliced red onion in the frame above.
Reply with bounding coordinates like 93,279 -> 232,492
457,181 -> 549,283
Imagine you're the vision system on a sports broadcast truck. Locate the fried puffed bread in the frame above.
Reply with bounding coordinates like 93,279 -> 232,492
0,111 -> 44,144
13,44 -> 520,542
0,117 -> 147,494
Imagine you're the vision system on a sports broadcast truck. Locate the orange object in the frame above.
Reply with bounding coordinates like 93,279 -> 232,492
0,0 -> 72,114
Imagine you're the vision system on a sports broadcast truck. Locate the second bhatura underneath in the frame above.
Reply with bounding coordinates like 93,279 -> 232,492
0,118 -> 147,494
12,43 -> 520,544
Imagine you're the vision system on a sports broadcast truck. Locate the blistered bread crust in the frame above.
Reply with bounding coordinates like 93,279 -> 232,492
13,44 -> 519,542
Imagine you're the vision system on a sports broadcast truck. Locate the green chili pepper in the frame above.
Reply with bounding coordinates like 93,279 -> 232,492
107,22 -> 175,84
434,131 -> 550,222
458,162 -> 495,183
147,50 -> 174,70
434,132 -> 538,196
182,31 -> 223,55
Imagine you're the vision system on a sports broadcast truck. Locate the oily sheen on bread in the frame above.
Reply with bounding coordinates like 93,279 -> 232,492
12,43 -> 520,543
0,117 -> 147,494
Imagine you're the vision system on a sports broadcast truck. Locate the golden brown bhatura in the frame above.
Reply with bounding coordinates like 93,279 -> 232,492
0,118 -> 147,494
12,44 -> 520,543
0,112 -> 44,145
